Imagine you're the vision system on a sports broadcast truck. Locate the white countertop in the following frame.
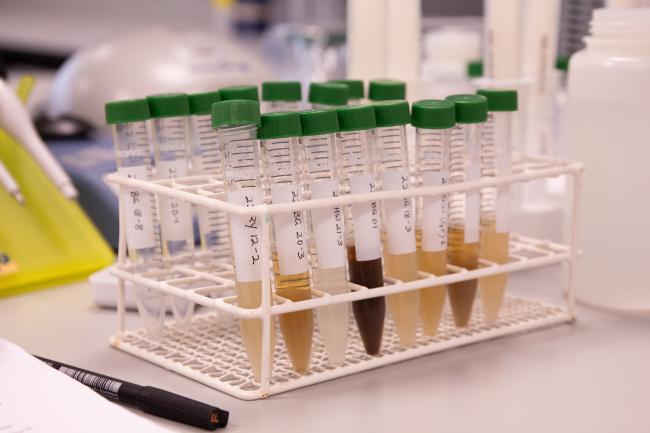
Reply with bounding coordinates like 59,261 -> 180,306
1,268 -> 649,433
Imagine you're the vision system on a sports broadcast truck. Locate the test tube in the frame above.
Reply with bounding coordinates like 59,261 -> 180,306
411,100 -> 456,336
308,82 -> 348,109
374,101 -> 419,347
476,89 -> 518,324
329,79 -> 365,105
336,105 -> 385,355
212,100 -> 274,382
219,85 -> 260,102
299,108 -> 348,366
261,81 -> 302,112
368,79 -> 406,102
444,94 -> 488,327
188,91 -> 230,256
147,94 -> 195,325
105,99 -> 165,337
259,111 -> 313,374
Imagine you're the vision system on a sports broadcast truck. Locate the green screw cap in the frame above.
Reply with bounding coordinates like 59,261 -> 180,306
445,94 -> 488,124
211,100 -> 261,129
467,59 -> 483,78
336,105 -> 376,132
262,81 -> 302,102
299,109 -> 339,136
258,111 -> 302,140
219,85 -> 260,102
556,56 -> 569,72
105,98 -> 150,125
188,91 -> 221,115
373,101 -> 410,127
411,100 -> 456,129
368,79 -> 406,101
328,79 -> 364,100
476,89 -> 518,112
147,93 -> 190,118
308,82 -> 348,106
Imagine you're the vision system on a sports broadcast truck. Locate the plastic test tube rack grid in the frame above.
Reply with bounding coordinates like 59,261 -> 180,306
106,153 -> 584,400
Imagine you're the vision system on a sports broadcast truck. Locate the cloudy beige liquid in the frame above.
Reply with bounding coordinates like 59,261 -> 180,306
313,266 -> 349,365
416,229 -> 447,336
236,280 -> 275,382
479,218 -> 509,324
273,253 -> 313,374
447,226 -> 479,327
383,249 -> 420,347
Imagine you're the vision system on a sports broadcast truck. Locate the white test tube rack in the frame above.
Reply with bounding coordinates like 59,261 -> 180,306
106,153 -> 584,400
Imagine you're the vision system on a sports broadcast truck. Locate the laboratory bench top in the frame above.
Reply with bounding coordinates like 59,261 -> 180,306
2,268 -> 649,433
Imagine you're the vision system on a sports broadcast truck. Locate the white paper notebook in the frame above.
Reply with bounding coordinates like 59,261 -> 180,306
0,339 -> 173,433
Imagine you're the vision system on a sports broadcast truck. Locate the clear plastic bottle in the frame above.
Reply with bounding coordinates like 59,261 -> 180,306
444,94 -> 488,327
329,79 -> 365,105
261,81 -> 302,112
298,108 -> 348,366
476,89 -> 518,324
188,91 -> 230,256
212,99 -> 275,382
567,8 -> 650,310
368,79 -> 406,102
374,101 -> 419,347
308,82 -> 349,109
147,94 -> 195,325
219,85 -> 260,102
259,111 -> 314,374
106,98 -> 165,338
336,105 -> 385,355
411,100 -> 456,336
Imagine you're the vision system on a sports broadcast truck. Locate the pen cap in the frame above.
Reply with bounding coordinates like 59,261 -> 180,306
137,386 -> 229,430
105,99 -> 150,125
219,85 -> 260,102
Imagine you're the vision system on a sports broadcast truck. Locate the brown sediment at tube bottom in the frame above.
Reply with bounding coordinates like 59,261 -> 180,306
347,246 -> 385,355
447,226 -> 479,327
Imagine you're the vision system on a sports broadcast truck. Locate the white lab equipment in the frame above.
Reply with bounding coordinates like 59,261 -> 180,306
567,7 -> 650,310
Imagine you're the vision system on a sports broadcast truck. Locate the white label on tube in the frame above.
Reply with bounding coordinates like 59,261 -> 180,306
118,165 -> 156,251
349,175 -> 381,261
422,171 -> 448,252
310,180 -> 345,269
157,159 -> 193,242
271,184 -> 309,275
227,189 -> 263,282
496,155 -> 511,233
382,169 -> 416,255
465,162 -> 480,244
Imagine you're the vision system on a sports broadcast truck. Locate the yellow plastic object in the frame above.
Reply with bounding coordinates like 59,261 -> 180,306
0,129 -> 114,297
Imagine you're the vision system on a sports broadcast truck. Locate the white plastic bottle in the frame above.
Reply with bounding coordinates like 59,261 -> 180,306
567,8 -> 650,310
